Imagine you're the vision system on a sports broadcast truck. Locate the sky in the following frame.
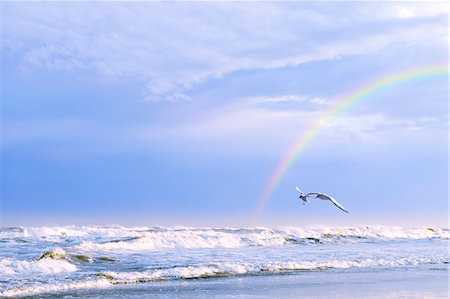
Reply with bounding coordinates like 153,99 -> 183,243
1,2 -> 448,227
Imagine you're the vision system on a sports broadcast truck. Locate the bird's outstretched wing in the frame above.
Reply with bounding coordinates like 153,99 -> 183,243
305,192 -> 319,198
318,194 -> 349,213
296,187 -> 349,213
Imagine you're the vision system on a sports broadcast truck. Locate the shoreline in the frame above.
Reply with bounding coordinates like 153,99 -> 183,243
11,265 -> 447,299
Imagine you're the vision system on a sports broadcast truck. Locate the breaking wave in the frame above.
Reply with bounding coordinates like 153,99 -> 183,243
1,256 -> 447,297
3,225 -> 448,239
97,256 -> 449,282
1,225 -> 448,298
0,251 -> 77,277
68,226 -> 448,252
2,225 -> 447,251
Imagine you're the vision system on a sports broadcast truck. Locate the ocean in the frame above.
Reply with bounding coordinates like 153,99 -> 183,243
0,225 -> 448,298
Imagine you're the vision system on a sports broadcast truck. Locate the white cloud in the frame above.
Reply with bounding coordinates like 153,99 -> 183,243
2,2 -> 447,102
2,94 -> 446,159
397,7 -> 416,19
242,95 -> 329,106
395,3 -> 447,19
129,93 -> 447,158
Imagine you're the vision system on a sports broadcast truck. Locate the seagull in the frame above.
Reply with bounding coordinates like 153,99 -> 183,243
296,186 -> 349,213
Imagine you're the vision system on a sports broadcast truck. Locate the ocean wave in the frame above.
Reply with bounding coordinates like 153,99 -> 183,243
2,256 -> 447,297
0,252 -> 77,277
33,247 -> 116,264
278,226 -> 450,240
0,278 -> 111,298
74,228 -> 291,251
98,256 -> 449,283
1,225 -> 448,251
0,225 -> 147,240
69,226 -> 448,252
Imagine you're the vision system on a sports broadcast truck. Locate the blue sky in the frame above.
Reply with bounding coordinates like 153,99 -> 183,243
1,2 -> 448,227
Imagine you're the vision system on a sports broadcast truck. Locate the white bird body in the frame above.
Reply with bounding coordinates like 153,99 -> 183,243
296,186 -> 349,213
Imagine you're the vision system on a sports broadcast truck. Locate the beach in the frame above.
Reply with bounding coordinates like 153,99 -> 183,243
15,265 -> 447,299
0,226 -> 448,298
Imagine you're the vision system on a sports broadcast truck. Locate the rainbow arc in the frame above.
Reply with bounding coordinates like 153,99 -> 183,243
253,64 -> 448,220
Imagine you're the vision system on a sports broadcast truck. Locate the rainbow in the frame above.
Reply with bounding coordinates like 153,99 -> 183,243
253,64 -> 448,220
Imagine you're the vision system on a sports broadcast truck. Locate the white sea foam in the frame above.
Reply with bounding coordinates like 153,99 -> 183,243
0,257 -> 77,276
0,248 -> 78,277
2,256 -> 446,297
2,225 -> 447,244
98,256 -> 449,283
0,278 -> 111,297
74,228 -> 289,251
279,226 -> 449,240
1,225 -> 447,298
0,227 -> 86,243
69,226 -> 448,252
0,225 -> 147,240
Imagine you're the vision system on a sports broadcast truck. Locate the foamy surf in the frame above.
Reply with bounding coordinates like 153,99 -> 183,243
1,225 -> 447,248
1,256 -> 448,297
68,226 -> 449,252
1,225 -> 448,298
0,256 -> 77,276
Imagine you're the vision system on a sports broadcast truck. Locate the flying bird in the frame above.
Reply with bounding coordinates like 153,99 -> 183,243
296,186 -> 349,213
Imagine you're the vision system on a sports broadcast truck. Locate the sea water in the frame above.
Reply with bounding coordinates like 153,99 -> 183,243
0,225 -> 448,298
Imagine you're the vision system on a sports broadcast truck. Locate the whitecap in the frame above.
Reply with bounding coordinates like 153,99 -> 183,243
0,257 -> 77,276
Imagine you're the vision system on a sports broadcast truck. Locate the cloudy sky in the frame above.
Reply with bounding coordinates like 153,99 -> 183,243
1,2 -> 448,227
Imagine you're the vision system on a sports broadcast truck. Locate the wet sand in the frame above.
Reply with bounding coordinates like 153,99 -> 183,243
55,265 -> 448,299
